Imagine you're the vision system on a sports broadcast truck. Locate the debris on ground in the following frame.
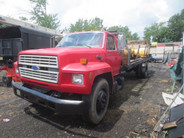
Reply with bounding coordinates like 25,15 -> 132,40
3,118 -> 10,122
162,92 -> 184,108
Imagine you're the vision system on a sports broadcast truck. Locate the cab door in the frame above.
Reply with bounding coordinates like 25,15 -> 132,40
104,34 -> 121,76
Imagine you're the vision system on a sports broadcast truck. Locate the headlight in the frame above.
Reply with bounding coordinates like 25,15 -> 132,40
72,74 -> 84,85
15,66 -> 19,73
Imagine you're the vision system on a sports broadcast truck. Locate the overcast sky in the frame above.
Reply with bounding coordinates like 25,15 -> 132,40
0,0 -> 184,37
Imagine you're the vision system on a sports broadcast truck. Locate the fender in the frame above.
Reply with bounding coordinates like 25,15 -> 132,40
13,61 -> 21,82
61,62 -> 113,94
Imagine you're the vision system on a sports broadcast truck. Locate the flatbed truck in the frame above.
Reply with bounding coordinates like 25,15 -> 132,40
12,31 -> 151,124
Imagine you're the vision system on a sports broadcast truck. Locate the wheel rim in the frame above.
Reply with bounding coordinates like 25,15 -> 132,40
96,90 -> 108,115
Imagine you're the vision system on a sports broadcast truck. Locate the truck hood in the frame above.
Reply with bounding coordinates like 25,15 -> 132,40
19,47 -> 105,68
19,47 -> 104,56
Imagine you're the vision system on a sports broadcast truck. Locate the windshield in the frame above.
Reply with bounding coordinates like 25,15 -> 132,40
57,32 -> 104,48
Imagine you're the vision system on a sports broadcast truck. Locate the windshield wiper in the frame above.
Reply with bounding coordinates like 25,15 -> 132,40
76,44 -> 92,48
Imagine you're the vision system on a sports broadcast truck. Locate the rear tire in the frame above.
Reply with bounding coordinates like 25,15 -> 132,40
83,78 -> 109,125
136,63 -> 148,78
141,63 -> 148,78
2,76 -> 12,87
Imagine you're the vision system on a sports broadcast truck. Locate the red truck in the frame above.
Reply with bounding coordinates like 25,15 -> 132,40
12,31 -> 151,124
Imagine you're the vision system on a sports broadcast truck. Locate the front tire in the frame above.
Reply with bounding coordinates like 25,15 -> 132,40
83,78 -> 109,125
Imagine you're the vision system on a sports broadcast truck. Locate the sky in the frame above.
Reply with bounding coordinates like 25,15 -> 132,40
0,0 -> 184,37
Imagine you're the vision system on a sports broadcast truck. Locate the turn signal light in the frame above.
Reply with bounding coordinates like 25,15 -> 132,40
80,58 -> 88,65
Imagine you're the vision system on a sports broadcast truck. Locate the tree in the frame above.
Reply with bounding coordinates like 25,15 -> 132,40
69,17 -> 104,32
69,18 -> 140,40
168,9 -> 184,42
107,25 -> 139,40
144,22 -> 171,42
29,0 -> 60,29
143,9 -> 184,42
89,17 -> 104,30
19,16 -> 28,21
70,19 -> 84,32
131,33 -> 140,40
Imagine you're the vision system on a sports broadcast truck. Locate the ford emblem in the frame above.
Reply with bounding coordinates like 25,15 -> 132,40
32,66 -> 39,70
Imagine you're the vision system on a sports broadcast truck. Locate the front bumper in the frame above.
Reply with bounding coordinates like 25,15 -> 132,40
12,81 -> 85,114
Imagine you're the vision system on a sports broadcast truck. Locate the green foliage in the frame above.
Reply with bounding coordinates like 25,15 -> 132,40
166,86 -> 176,93
69,19 -> 139,40
168,9 -> 184,42
144,22 -> 171,43
70,20 -> 140,40
107,25 -> 139,40
0,24 -> 7,28
131,33 -> 140,40
162,130 -> 168,135
29,0 -> 60,29
108,25 -> 131,39
19,16 -> 28,21
144,9 -> 184,43
69,17 -> 104,32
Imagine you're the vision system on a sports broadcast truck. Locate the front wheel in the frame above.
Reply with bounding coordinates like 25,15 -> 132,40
83,78 -> 109,125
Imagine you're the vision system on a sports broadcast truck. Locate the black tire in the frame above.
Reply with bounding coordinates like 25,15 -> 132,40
117,76 -> 124,90
142,69 -> 148,78
136,64 -> 142,78
83,78 -> 109,125
141,63 -> 148,78
136,63 -> 148,78
2,76 -> 12,87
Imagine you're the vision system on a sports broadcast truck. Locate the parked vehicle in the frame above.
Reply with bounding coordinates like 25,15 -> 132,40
12,31 -> 151,124
0,26 -> 56,86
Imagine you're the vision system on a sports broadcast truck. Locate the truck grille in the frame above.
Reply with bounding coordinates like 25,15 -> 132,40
19,55 -> 58,68
19,55 -> 59,83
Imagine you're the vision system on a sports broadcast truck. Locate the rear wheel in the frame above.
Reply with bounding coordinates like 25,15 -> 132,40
1,70 -> 12,87
136,63 -> 148,78
2,76 -> 12,87
83,78 -> 109,124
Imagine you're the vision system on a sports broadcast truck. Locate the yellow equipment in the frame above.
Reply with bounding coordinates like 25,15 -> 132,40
127,40 -> 149,59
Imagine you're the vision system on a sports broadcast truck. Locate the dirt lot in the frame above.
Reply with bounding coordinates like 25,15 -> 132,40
0,63 -> 172,138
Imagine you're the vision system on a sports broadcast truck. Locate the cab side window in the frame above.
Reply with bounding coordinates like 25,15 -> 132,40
106,35 -> 116,50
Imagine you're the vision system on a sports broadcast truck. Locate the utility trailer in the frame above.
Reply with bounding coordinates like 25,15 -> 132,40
0,26 -> 57,86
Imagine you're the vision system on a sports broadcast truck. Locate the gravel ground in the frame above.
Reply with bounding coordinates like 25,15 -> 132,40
0,63 -> 172,138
